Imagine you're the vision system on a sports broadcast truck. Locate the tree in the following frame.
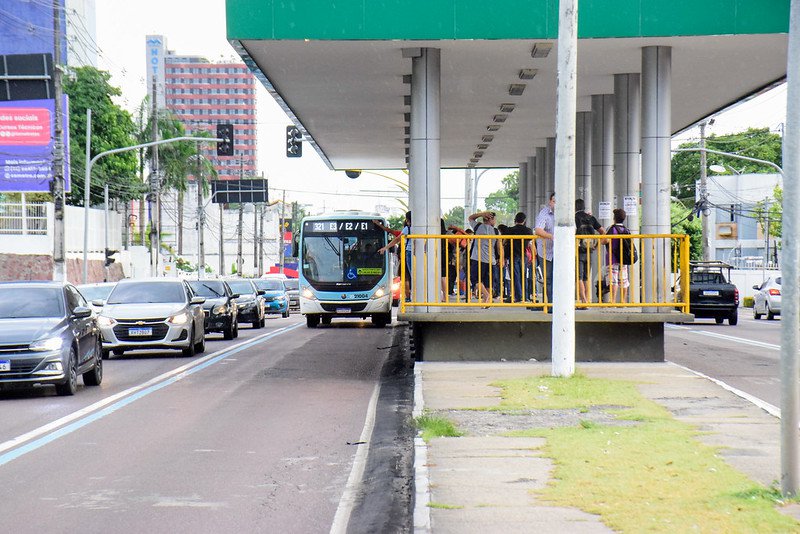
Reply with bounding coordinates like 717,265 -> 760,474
754,185 -> 783,239
63,67 -> 141,206
671,127 -> 782,202
443,206 -> 464,229
671,201 -> 702,260
484,170 -> 518,224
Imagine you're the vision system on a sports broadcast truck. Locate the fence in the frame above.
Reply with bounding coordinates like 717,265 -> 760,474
0,201 -> 48,235
398,233 -> 690,313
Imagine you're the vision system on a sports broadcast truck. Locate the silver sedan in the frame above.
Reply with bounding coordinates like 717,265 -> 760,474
753,276 -> 781,320
95,279 -> 206,358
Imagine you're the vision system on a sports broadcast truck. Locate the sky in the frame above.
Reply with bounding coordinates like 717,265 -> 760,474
93,1 -> 787,217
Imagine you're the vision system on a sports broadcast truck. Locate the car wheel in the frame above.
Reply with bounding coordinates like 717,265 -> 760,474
754,305 -> 762,320
233,321 -> 239,339
102,349 -> 110,360
729,309 -> 738,326
223,320 -> 235,340
55,349 -> 78,396
83,340 -> 103,386
715,317 -> 724,325
182,328 -> 196,357
767,306 -> 776,320
194,332 -> 206,354
113,348 -> 125,356
282,311 -> 290,318
306,314 -> 320,328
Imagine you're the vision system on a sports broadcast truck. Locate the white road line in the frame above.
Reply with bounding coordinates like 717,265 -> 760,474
329,382 -> 380,534
0,323 -> 302,464
665,323 -> 780,351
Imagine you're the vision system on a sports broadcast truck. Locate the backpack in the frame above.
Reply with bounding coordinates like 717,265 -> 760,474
611,224 -> 639,265
576,214 -> 599,251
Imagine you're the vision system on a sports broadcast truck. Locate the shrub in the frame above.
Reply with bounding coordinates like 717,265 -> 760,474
742,296 -> 754,308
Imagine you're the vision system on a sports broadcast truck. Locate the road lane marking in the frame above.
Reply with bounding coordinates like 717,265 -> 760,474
0,323 -> 304,467
330,383 -> 380,534
665,324 -> 780,351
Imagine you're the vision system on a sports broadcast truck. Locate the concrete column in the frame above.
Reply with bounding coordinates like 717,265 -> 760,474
591,94 -> 614,226
576,111 -> 592,205
518,161 -> 528,213
614,73 -> 642,304
641,46 -> 672,308
409,47 -> 441,309
526,156 -> 536,219
535,146 -> 546,212
614,73 -> 641,232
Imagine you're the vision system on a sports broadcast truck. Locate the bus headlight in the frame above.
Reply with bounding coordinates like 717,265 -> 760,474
373,288 -> 386,299
302,288 -> 315,299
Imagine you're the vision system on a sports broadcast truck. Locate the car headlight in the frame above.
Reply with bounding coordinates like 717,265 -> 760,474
96,315 -> 117,328
212,304 -> 227,314
167,312 -> 192,325
276,295 -> 286,302
30,336 -> 64,352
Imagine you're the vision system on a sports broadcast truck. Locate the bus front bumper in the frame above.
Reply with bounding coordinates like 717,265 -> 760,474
300,295 -> 391,316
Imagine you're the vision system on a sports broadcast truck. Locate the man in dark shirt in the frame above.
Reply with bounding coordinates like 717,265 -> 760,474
575,199 -> 605,306
503,212 -> 534,302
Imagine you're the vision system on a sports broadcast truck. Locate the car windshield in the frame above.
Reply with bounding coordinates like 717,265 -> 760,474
188,281 -> 226,298
283,279 -> 298,291
227,280 -> 255,295
107,282 -> 186,304
77,284 -> 114,301
255,280 -> 283,291
0,287 -> 64,318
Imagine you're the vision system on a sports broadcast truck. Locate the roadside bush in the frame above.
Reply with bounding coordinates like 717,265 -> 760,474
742,296 -> 754,308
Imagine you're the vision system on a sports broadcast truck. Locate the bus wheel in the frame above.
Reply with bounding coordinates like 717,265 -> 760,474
321,316 -> 332,325
306,314 -> 320,328
372,313 -> 390,328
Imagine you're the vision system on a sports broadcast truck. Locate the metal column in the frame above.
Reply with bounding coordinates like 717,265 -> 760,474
591,94 -> 614,226
546,137 -> 556,196
526,156 -> 536,219
641,46 -> 672,310
576,111 -> 592,204
409,47 -> 441,309
614,73 -> 641,231
518,161 -> 528,213
535,147 -> 546,210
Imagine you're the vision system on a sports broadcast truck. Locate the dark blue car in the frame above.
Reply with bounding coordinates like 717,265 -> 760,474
253,279 -> 290,318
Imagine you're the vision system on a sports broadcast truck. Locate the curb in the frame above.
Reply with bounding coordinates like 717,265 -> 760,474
413,365 -> 431,533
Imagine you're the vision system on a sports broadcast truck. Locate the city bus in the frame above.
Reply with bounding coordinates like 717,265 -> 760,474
296,212 -> 394,328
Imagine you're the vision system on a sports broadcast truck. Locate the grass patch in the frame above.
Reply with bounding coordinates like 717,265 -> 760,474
428,501 -> 464,510
493,373 -> 800,533
415,413 -> 463,441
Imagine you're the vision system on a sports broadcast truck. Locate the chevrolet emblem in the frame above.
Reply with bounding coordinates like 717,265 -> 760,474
341,294 -> 347,299
136,321 -> 145,325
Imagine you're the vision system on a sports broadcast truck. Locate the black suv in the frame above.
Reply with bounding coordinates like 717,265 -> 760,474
678,261 -> 739,326
187,280 -> 240,340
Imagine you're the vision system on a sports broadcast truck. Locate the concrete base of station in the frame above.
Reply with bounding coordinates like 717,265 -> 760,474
399,309 -> 693,362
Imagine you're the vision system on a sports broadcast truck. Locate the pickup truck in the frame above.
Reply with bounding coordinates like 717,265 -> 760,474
678,261 -> 739,325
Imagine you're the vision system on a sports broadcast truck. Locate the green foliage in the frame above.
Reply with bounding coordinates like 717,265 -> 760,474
231,262 -> 238,275
63,67 -> 141,206
175,256 -> 195,272
671,127 -> 782,200
671,202 -> 702,260
753,185 -> 783,239
386,214 -> 406,230
443,205 -> 464,229
415,414 -> 463,441
484,170 -> 518,224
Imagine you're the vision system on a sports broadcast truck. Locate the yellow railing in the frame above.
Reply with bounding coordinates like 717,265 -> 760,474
398,233 -> 690,313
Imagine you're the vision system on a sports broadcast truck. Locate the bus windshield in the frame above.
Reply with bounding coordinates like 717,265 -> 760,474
302,220 -> 386,291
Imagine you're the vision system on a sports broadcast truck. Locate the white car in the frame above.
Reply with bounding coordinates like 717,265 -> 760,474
753,276 -> 781,320
95,279 -> 206,358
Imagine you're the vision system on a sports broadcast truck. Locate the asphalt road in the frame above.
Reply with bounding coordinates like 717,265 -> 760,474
666,309 -> 782,407
0,314 -> 413,533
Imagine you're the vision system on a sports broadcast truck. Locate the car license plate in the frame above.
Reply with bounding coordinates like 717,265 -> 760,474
702,290 -> 720,296
336,307 -> 351,314
0,360 -> 9,372
128,327 -> 153,336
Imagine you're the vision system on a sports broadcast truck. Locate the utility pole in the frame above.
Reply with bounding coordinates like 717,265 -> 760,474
103,184 -> 109,282
219,203 -> 225,275
196,149 -> 205,279
253,204 -> 259,274
149,79 -> 160,277
279,190 -> 286,273
764,196 -> 771,277
699,120 -> 712,261
258,203 -> 264,275
237,202 -> 244,275
51,2 -> 66,282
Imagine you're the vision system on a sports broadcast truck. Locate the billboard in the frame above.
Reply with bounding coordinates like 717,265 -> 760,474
0,98 -> 70,193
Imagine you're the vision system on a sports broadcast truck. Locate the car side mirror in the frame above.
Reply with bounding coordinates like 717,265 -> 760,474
752,285 -> 760,290
72,306 -> 92,319
231,293 -> 240,299
191,296 -> 206,305
91,299 -> 104,307
257,289 -> 266,296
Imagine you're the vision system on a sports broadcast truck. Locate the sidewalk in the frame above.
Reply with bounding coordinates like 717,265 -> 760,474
412,362 -> 799,533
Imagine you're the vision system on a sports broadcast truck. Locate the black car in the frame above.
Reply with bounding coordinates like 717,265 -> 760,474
678,261 -> 739,325
0,281 -> 103,395
187,280 -> 240,339
226,279 -> 266,328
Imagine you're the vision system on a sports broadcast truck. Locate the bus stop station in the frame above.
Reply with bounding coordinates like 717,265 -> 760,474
224,0 -> 788,362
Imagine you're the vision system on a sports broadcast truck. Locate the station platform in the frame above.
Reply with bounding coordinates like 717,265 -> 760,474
398,308 -> 693,362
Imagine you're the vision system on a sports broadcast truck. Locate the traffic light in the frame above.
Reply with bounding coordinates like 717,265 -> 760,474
104,248 -> 118,267
216,123 -> 234,156
286,125 -> 302,158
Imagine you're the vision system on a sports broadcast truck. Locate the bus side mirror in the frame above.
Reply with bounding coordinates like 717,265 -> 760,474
292,238 -> 298,258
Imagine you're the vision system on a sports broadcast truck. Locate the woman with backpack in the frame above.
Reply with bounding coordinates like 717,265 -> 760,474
606,208 -> 631,304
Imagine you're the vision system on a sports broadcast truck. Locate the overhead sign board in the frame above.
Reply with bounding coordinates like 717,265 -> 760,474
211,179 -> 268,204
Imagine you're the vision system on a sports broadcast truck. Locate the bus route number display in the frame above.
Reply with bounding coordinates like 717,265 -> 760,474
307,220 -> 372,233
